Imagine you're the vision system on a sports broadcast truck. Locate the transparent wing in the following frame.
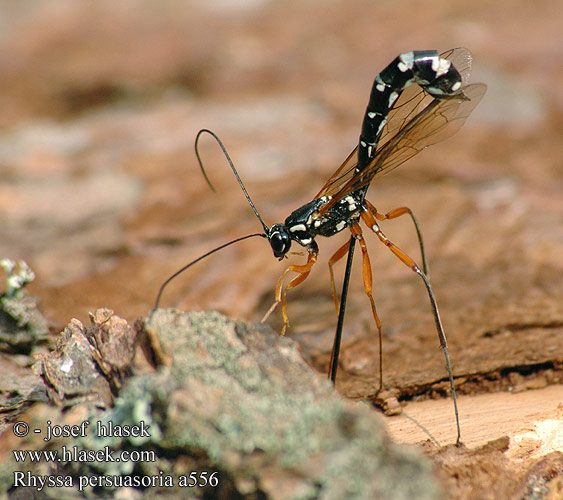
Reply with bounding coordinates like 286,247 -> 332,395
441,47 -> 473,86
315,82 -> 427,199
315,48 -> 474,200
371,83 -> 486,178
314,145 -> 358,199
318,83 -> 486,213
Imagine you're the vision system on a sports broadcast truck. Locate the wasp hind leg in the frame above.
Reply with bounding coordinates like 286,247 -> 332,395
347,223 -> 385,392
261,252 -> 317,335
328,240 -> 353,316
360,203 -> 462,446
364,199 -> 429,276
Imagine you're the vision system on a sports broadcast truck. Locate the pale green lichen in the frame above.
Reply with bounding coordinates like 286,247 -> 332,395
0,259 -> 48,350
0,259 -> 35,299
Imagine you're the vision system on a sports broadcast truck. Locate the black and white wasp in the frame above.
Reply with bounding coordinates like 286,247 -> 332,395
154,48 -> 486,445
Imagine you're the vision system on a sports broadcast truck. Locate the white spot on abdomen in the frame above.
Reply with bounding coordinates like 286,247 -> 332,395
375,75 -> 387,92
399,51 -> 414,72
435,58 -> 451,77
427,87 -> 445,95
377,118 -> 387,136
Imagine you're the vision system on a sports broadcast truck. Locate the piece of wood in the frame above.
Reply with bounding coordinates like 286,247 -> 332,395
385,385 -> 563,456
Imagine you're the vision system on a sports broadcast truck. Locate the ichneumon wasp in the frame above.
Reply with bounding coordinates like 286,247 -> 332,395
153,48 -> 486,446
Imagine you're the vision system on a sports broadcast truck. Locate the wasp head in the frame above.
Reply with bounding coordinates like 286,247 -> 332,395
267,224 -> 291,259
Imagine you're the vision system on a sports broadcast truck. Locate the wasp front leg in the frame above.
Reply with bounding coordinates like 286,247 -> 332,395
262,251 -> 318,335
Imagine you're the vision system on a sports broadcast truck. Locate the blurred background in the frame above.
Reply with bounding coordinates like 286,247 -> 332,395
0,0 -> 561,390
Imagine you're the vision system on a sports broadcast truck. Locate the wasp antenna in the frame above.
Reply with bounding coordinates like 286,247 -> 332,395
195,129 -> 218,192
152,232 -> 266,311
195,129 -> 269,234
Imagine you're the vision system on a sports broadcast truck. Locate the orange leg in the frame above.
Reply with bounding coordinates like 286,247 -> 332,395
348,223 -> 384,391
364,199 -> 429,276
360,203 -> 461,445
262,251 -> 318,335
328,240 -> 353,316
